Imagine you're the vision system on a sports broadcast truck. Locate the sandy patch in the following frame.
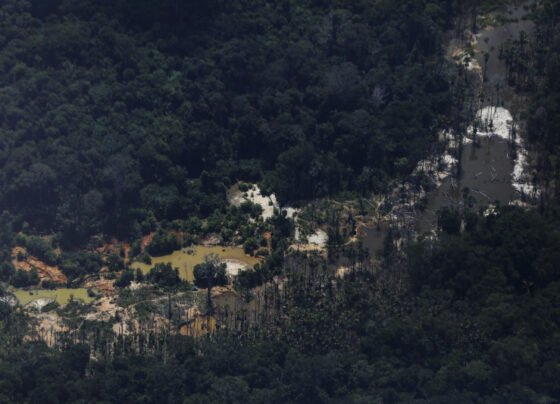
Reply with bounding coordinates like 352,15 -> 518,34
34,312 -> 68,346
83,278 -> 115,295
470,106 -> 514,140
283,207 -> 299,219
178,306 -> 216,337
289,244 -> 325,253
335,266 -> 350,279
282,206 -> 301,240
307,229 -> 328,248
469,106 -> 537,198
450,45 -> 482,74
85,296 -> 117,322
12,246 -> 67,284
26,297 -> 55,310
223,259 -> 249,277
414,151 -> 458,187
0,294 -> 17,307
229,184 -> 279,220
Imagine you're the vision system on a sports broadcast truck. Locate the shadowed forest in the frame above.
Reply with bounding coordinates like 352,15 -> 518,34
2,206 -> 560,402
0,0 -> 560,402
0,0 -> 458,244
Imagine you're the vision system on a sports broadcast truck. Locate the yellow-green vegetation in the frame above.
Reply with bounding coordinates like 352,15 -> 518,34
13,288 -> 94,306
130,246 -> 260,282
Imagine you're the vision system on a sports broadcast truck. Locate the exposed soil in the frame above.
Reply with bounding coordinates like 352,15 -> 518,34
12,246 -> 67,284
83,278 -> 115,295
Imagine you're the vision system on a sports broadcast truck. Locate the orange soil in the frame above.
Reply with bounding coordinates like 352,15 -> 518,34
141,233 -> 155,250
83,278 -> 115,295
95,239 -> 132,264
178,306 -> 217,337
12,246 -> 67,284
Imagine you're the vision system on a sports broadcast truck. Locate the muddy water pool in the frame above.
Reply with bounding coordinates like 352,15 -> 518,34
360,2 -> 536,254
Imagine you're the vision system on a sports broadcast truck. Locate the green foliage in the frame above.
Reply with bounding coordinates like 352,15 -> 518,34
410,206 -> 560,296
58,251 -> 103,280
242,238 -> 258,255
40,280 -> 58,290
0,262 -> 15,282
139,252 -> 152,264
146,231 -> 180,257
11,268 -> 40,288
147,263 -> 182,290
0,208 -> 559,402
117,286 -> 162,307
193,257 -> 227,289
437,207 -> 462,234
24,236 -> 57,266
107,252 -> 125,272
130,241 -> 141,257
0,212 -> 13,262
239,201 -> 262,219
527,0 -> 560,199
235,268 -> 264,291
115,269 -> 135,288
40,300 -> 60,312
0,0 -> 456,244
0,1 -> 557,403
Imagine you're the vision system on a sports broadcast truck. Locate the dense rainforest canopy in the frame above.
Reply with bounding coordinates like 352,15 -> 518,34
0,0 -> 459,244
527,0 -> 560,199
1,0 -> 560,403
1,206 -> 560,402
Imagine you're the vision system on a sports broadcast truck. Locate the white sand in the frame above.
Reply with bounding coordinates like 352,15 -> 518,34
282,207 -> 299,219
415,152 -> 458,187
469,106 -> 537,197
335,266 -> 350,279
223,259 -> 249,277
229,184 -> 279,220
470,106 -> 514,140
416,106 -> 538,199
457,51 -> 482,73
26,298 -> 54,310
307,229 -> 328,248
282,206 -> 301,240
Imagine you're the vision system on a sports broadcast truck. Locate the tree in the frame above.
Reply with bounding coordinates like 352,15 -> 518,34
147,263 -> 181,290
12,269 -> 39,287
115,269 -> 135,288
0,262 -> 15,282
0,211 -> 13,258
437,207 -> 461,234
146,231 -> 180,256
25,236 -> 57,266
107,252 -> 124,272
193,254 -> 227,313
